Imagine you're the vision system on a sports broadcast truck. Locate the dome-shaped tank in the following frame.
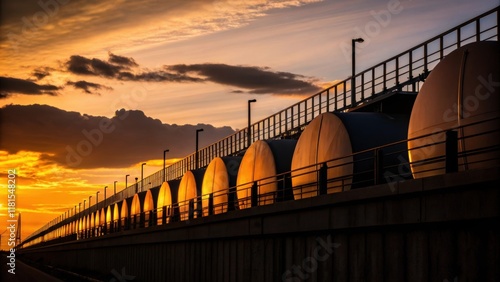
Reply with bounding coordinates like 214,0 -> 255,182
291,113 -> 353,199
120,197 -> 133,230
157,181 -> 175,224
178,169 -> 205,220
112,202 -> 121,231
408,41 -> 500,178
201,156 -> 241,216
292,112 -> 410,199
236,139 -> 296,209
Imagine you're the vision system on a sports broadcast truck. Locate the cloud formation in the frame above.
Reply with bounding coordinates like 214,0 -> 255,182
66,53 -> 202,83
66,80 -> 112,95
0,104 -> 235,169
65,53 -> 322,95
0,76 -> 60,98
167,63 -> 321,95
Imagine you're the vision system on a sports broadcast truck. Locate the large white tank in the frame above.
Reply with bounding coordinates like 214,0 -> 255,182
201,157 -> 241,216
291,112 -> 410,199
157,181 -> 178,224
408,41 -> 500,178
236,140 -> 296,209
177,170 -> 205,220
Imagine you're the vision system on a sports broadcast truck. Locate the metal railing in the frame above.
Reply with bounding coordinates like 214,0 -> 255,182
20,116 -> 500,247
21,6 -> 499,246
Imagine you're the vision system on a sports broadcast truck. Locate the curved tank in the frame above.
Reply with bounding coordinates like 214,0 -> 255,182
120,197 -> 133,230
130,191 -> 152,228
112,202 -> 121,231
408,41 -> 500,178
201,156 -> 241,216
291,112 -> 410,199
236,139 -> 296,209
144,187 -> 159,227
157,180 -> 180,224
106,204 -> 113,231
99,207 -> 105,235
178,169 -> 205,220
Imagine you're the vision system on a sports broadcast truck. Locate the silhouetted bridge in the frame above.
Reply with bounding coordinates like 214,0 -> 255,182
18,7 -> 499,282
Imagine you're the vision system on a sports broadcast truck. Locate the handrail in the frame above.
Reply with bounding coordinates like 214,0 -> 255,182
20,115 -> 500,247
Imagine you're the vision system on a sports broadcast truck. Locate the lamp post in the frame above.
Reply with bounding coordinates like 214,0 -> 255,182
104,186 -> 107,206
96,191 -> 100,209
248,99 -> 257,147
135,177 -> 138,193
141,163 -> 146,192
125,174 -> 130,189
83,200 -> 86,211
79,202 -> 81,213
195,128 -> 204,169
163,149 -> 169,182
89,196 -> 92,210
113,181 -> 117,195
351,38 -> 364,107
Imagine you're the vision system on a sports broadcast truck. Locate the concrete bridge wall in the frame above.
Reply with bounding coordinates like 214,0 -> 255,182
19,167 -> 499,282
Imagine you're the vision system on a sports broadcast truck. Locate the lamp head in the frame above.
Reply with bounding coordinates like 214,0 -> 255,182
353,38 -> 364,43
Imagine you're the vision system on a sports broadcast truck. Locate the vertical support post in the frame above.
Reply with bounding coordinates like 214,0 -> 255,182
318,163 -> 328,195
162,206 -> 167,225
188,199 -> 195,220
475,19 -> 481,42
251,181 -> 258,207
374,149 -> 384,185
208,193 -> 214,216
445,130 -> 459,173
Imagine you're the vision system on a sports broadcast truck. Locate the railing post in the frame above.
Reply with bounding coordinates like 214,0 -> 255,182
318,163 -> 328,195
208,193 -> 214,216
251,181 -> 258,207
374,149 -> 384,185
162,206 -> 167,225
445,130 -> 459,173
188,199 -> 195,220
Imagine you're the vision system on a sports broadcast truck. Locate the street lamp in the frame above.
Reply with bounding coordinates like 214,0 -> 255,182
135,177 -> 139,193
248,99 -> 257,147
196,128 -> 204,169
125,174 -> 130,189
96,191 -> 100,208
141,162 -> 146,192
79,203 -> 81,213
163,149 -> 169,182
89,196 -> 92,210
104,186 -> 108,206
83,200 -> 86,211
351,37 -> 364,107
113,181 -> 117,195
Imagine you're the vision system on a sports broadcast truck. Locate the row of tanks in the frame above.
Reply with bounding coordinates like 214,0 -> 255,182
120,40 -> 499,225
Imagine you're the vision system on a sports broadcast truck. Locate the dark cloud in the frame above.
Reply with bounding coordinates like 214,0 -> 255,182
166,63 -> 321,95
67,55 -> 124,77
66,52 -> 321,95
31,67 -> 53,80
66,54 -> 202,83
0,104 -> 235,169
0,76 -> 60,98
67,80 -> 112,94
108,53 -> 138,67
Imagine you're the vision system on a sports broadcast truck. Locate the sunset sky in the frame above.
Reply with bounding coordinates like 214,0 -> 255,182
0,0 -> 498,248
